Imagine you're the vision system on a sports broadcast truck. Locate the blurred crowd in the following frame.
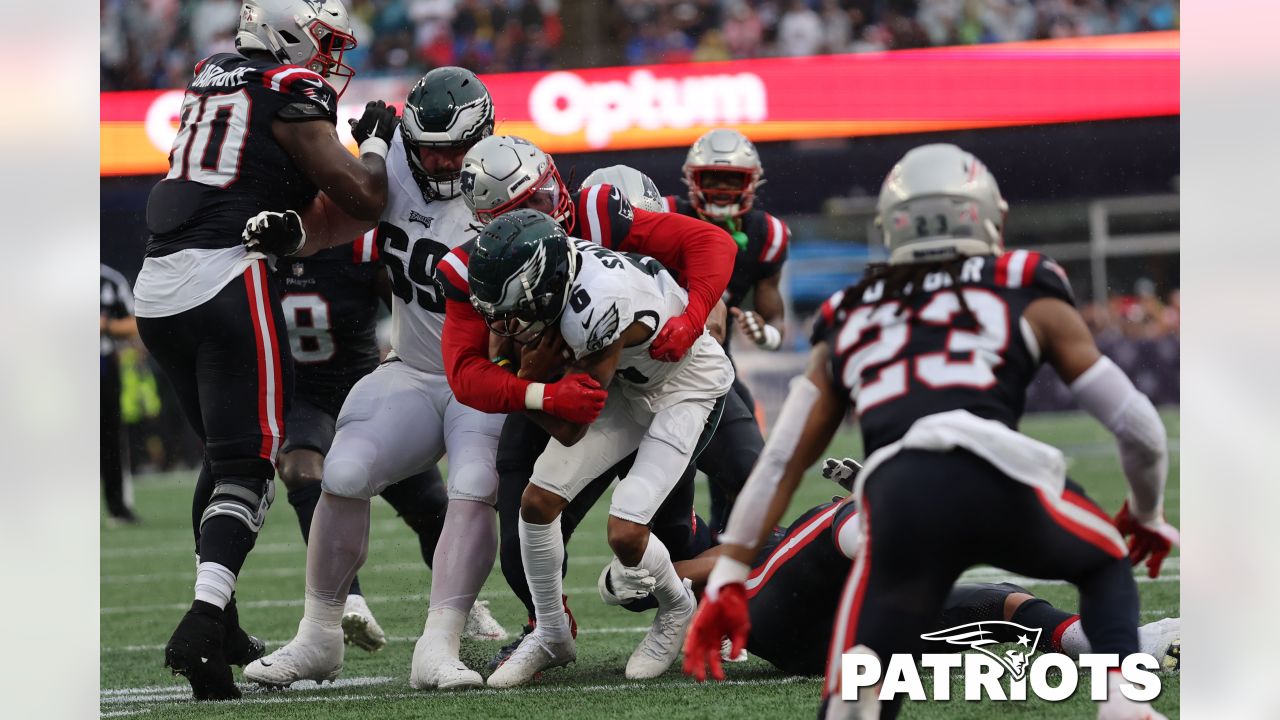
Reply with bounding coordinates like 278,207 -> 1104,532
1082,279 -> 1179,341
101,0 -> 562,91
611,0 -> 1178,65
102,0 -> 1177,91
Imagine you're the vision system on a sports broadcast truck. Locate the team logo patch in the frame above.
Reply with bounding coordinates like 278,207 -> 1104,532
920,621 -> 1041,681
585,303 -> 620,353
460,169 -> 476,197
292,262 -> 305,277
409,210 -> 434,229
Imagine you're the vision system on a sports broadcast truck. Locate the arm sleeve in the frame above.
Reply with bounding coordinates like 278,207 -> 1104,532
441,297 -> 533,414
616,209 -> 736,331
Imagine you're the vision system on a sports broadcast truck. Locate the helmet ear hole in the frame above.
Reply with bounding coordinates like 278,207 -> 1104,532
278,30 -> 301,44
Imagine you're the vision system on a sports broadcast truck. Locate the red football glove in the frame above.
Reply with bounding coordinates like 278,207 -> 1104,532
682,582 -> 750,683
541,373 -> 607,424
1113,501 -> 1180,579
649,313 -> 699,362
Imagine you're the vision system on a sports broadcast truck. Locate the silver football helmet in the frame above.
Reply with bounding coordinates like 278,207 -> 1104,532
580,165 -> 664,213
461,135 -> 574,228
876,144 -> 1009,265
235,0 -> 357,94
682,128 -> 764,220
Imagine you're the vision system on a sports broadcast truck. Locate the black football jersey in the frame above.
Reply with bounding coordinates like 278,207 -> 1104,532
145,53 -> 339,257
276,233 -> 383,415
661,196 -> 789,309
812,250 -> 1075,455
745,501 -> 855,675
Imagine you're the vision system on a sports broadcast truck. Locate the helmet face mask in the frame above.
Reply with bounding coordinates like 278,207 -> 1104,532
236,0 -> 358,96
468,209 -> 578,344
683,128 -> 764,220
876,143 -> 1009,265
462,136 -> 575,231
401,68 -> 495,200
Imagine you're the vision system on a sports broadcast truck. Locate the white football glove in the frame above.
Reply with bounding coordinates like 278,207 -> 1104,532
598,558 -> 656,606
821,457 -> 862,491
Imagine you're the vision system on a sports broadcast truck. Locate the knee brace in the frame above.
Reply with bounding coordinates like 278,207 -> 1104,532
201,476 -> 275,534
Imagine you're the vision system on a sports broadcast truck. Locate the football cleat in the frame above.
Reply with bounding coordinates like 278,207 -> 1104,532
721,637 -> 749,663
485,631 -> 576,688
221,595 -> 266,666
409,635 -> 483,690
464,600 -> 510,642
625,579 -> 696,680
243,618 -> 343,688
163,603 -> 240,700
1138,617 -> 1180,672
488,597 -> 578,671
341,594 -> 387,652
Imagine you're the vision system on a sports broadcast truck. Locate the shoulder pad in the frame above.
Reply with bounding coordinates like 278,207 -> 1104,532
993,250 -> 1075,305
809,288 -> 848,347
435,242 -> 473,302
574,184 -> 634,250
757,212 -> 790,265
264,66 -> 339,122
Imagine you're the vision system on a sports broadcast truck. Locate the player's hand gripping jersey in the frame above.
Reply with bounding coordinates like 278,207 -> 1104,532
559,240 -> 733,411
811,249 -> 1075,455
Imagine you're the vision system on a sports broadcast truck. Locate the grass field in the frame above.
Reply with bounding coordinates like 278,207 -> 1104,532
101,410 -> 1180,719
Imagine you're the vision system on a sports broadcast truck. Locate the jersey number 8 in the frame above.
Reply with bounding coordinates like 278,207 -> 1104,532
282,294 -> 335,363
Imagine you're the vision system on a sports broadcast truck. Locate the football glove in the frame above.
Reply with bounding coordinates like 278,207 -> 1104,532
730,307 -> 782,350
349,99 -> 398,146
822,457 -> 863,491
1113,501 -> 1180,579
541,373 -> 607,425
683,582 -> 750,683
598,560 -> 656,606
649,313 -> 699,362
242,209 -> 305,257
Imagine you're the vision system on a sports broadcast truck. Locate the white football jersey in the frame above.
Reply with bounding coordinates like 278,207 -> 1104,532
379,134 -> 480,374
559,239 -> 733,412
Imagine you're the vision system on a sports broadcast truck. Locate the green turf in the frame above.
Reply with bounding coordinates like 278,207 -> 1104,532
100,410 -> 1179,718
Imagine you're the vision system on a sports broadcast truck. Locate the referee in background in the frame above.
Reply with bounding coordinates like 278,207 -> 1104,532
102,264 -> 140,524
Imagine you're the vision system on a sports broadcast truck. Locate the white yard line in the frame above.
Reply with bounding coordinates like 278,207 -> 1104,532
101,586 -> 602,615
102,677 -> 393,704
102,556 -> 615,584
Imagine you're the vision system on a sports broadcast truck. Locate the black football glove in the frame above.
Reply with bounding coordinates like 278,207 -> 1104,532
821,457 -> 862,492
349,100 -> 398,146
243,210 -> 305,257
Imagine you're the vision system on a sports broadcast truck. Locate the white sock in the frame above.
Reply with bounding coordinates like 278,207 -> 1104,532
428,499 -> 497,612
1057,617 -> 1091,657
519,515 -> 568,637
304,588 -> 345,630
421,607 -> 467,657
193,562 -> 236,609
631,533 -> 690,611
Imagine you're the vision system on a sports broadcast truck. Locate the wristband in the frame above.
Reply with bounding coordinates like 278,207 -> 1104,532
705,556 -> 751,599
493,356 -> 511,368
524,382 -> 546,411
359,137 -> 389,159
760,323 -> 783,351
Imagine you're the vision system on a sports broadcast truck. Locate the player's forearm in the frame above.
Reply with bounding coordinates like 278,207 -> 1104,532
623,214 -> 735,327
442,304 -> 533,414
527,411 -> 588,447
104,316 -> 138,339
297,192 -> 378,256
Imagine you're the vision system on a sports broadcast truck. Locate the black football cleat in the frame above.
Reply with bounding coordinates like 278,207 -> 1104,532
221,595 -> 266,666
163,602 -> 241,700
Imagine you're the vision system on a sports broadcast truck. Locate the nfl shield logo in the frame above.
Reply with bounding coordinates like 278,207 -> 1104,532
292,263 -> 305,277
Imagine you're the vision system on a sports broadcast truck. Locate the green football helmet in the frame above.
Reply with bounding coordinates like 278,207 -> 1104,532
469,209 -> 579,341
401,66 -> 495,199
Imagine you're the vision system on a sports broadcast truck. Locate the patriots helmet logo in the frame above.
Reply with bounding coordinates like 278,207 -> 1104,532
920,621 -> 1042,681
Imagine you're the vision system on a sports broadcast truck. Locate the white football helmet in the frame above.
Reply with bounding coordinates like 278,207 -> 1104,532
580,165 -> 664,213
876,144 -> 1009,265
460,135 -> 574,229
235,0 -> 357,94
682,128 -> 764,220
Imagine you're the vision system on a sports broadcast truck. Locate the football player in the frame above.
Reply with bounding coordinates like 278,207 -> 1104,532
621,484 -> 1180,677
663,128 -> 786,532
274,236 -> 503,653
241,68 -> 521,690
131,0 -> 394,700
467,210 -> 734,687
684,144 -> 1179,720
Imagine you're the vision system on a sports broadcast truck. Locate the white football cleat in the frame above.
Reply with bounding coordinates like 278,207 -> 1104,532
244,618 -> 344,688
463,600 -> 509,642
721,637 -> 749,663
625,579 -> 696,680
486,631 -> 576,688
1138,617 -> 1180,672
409,635 -> 483,690
342,594 -> 387,652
